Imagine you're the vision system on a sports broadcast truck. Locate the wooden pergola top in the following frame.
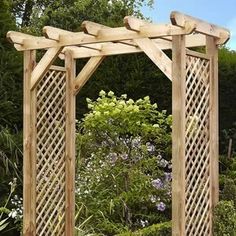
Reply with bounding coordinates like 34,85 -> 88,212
7,11 -> 230,57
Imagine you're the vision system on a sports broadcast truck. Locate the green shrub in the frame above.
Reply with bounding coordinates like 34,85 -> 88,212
221,178 -> 236,206
116,221 -> 171,236
213,201 -> 236,236
76,91 -> 172,234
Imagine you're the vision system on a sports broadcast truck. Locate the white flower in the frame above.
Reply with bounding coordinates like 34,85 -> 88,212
9,210 -> 17,219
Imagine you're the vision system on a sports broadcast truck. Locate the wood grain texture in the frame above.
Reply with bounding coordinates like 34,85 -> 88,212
23,50 -> 36,236
65,50 -> 76,236
31,47 -> 62,89
206,35 -> 219,235
172,35 -> 186,236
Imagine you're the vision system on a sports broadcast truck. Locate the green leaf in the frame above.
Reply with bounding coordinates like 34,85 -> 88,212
0,218 -> 9,231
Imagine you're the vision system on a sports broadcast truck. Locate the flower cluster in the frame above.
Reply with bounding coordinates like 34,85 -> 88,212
151,178 -> 163,189
9,195 -> 23,219
156,202 -> 166,211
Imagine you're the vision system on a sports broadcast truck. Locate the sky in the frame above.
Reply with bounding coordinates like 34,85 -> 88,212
141,0 -> 236,50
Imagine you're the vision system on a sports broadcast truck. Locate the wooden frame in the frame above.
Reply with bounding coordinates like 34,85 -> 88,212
7,11 -> 230,236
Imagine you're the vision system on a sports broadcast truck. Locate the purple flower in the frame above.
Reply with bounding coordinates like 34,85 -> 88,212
156,202 -> 166,211
152,178 -> 163,189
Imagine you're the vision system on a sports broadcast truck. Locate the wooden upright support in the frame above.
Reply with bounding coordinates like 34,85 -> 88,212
23,50 -> 36,235
65,50 -> 76,236
206,36 -> 219,234
172,35 -> 186,236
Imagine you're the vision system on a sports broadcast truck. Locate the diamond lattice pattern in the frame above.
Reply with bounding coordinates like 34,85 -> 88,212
185,55 -> 211,236
35,68 -> 66,236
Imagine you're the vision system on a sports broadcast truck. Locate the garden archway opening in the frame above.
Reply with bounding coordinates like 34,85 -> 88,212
7,11 -> 230,236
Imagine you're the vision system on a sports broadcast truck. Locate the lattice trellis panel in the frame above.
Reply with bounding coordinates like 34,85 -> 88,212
185,55 -> 211,235
35,67 -> 66,236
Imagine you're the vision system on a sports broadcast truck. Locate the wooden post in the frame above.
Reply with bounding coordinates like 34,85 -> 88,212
206,36 -> 219,234
65,49 -> 76,236
23,50 -> 36,236
172,35 -> 186,236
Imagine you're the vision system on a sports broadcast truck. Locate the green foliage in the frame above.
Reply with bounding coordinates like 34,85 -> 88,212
221,123 -> 236,156
221,178 -> 236,206
117,221 -> 171,236
219,48 -> 236,154
76,91 -> 172,235
213,201 -> 236,236
0,0 -> 23,129
12,0 -> 153,33
219,155 -> 236,181
0,178 -> 22,235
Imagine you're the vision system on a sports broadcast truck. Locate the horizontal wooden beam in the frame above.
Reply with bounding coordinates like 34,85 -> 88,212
81,21 -> 110,35
170,11 -> 230,44
81,21 -> 137,47
43,26 -> 76,41
44,26 -> 105,51
124,15 -> 195,36
6,31 -> 54,48
74,56 -> 105,94
7,31 -> 36,44
124,16 -> 150,32
82,20 -> 194,41
7,23 -> 194,51
135,38 -> 172,81
60,34 -> 206,59
186,49 -> 210,60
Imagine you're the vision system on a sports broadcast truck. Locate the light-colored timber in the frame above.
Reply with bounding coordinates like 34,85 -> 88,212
30,47 -> 62,89
6,11 -> 229,236
206,36 -> 219,235
23,50 -> 36,236
65,50 -> 76,236
172,35 -> 186,236
171,11 -> 230,44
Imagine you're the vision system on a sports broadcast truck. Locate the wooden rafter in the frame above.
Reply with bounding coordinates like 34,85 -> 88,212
124,16 -> 150,31
7,22 -> 194,51
59,34 -> 207,59
81,21 -> 137,47
135,38 -> 172,80
171,11 -> 230,44
7,12 -> 229,54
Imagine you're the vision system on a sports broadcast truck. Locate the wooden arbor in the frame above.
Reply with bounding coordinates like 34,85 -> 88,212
7,11 -> 230,236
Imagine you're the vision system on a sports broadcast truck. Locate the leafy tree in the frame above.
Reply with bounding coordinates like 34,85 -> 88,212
11,0 -> 154,31
219,47 -> 236,154
0,0 -> 23,130
76,91 -> 172,235
0,2 -> 23,235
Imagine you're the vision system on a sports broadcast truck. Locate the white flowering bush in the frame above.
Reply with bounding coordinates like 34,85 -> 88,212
0,178 -> 22,234
76,91 -> 172,235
